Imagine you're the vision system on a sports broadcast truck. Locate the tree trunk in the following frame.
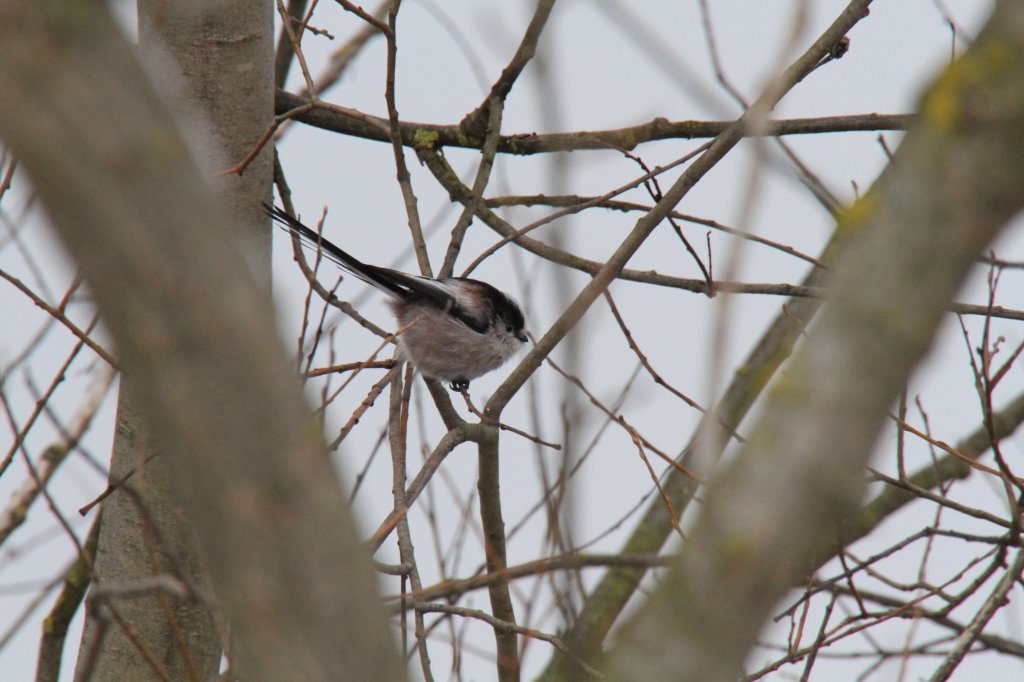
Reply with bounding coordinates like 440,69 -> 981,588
75,3 -> 275,679
0,1 -> 403,680
75,390 -> 221,682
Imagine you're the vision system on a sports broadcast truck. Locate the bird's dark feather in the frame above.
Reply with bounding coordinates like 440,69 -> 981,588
264,204 -> 518,336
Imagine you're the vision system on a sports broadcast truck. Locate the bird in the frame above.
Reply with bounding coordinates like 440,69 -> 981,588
264,203 -> 527,391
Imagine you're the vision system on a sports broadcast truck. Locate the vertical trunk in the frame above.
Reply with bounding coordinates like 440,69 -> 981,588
75,390 -> 221,682
75,2 -> 274,679
0,1 -> 403,679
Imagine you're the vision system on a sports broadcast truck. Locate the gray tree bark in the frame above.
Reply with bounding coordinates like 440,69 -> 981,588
76,389 -> 221,682
74,3 -> 275,679
607,3 -> 1024,679
0,1 -> 403,680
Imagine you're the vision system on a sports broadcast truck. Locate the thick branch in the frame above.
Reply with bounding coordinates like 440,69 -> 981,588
477,428 -> 519,681
275,89 -> 909,154
606,4 -> 1024,679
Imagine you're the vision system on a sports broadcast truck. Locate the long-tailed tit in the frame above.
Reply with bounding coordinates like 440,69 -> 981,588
265,204 -> 527,391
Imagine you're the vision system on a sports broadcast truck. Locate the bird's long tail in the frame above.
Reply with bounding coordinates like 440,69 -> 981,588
262,203 -> 409,299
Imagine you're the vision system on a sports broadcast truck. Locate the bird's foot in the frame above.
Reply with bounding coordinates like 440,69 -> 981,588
449,379 -> 470,392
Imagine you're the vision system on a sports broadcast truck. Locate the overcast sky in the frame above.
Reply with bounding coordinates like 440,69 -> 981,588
3,1 -> 1023,680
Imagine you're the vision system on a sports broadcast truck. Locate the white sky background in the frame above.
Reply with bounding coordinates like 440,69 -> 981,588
2,0 -> 1024,680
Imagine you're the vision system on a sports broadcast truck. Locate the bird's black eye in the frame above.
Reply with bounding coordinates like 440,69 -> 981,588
505,324 -> 514,333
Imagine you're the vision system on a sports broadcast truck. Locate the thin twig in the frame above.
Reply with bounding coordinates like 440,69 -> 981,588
458,388 -> 561,450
